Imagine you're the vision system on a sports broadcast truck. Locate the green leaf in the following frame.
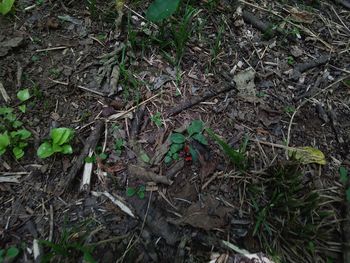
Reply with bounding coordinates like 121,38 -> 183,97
170,133 -> 186,144
17,89 -> 30,102
347,188 -> 350,202
0,107 -> 13,115
12,120 -> 23,128
340,166 -> 348,184
11,129 -> 31,140
12,147 -> 24,159
172,152 -> 179,160
98,152 -> 108,160
37,142 -> 54,158
206,128 -> 247,170
192,133 -> 208,145
18,105 -> 26,113
187,120 -> 204,136
145,0 -> 180,22
126,187 -> 137,197
189,146 -> 198,161
85,156 -> 96,163
140,152 -> 150,163
164,155 -> 172,164
0,132 -> 10,153
6,246 -> 19,259
137,190 -> 145,199
170,143 -> 183,154
61,144 -> 73,154
51,128 -> 74,146
0,0 -> 15,15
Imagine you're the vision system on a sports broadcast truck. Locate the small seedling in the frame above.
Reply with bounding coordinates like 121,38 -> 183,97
284,106 -> 295,114
150,112 -> 162,127
0,0 -> 15,15
126,185 -> 145,199
206,129 -> 248,170
17,88 -> 31,113
165,120 -> 208,164
39,220 -> 96,263
37,128 -> 74,158
287,56 -> 295,65
114,138 -> 125,156
0,107 -> 32,159
0,246 -> 20,262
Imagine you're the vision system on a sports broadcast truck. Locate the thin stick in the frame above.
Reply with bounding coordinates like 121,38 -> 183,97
36,46 -> 68,52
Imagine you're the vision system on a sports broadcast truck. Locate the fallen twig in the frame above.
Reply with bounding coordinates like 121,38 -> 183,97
59,120 -> 104,192
166,82 -> 235,117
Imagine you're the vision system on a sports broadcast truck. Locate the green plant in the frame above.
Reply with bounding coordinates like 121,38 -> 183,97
248,163 -> 333,262
0,0 -> 15,15
206,129 -> 248,170
339,166 -> 350,201
150,112 -> 162,127
146,0 -> 180,22
39,221 -> 96,263
126,185 -> 145,199
210,21 -> 224,69
287,56 -> 295,65
0,107 -> 32,159
165,120 -> 208,164
37,128 -> 74,158
114,138 -> 125,156
17,88 -> 31,113
284,106 -> 295,114
0,246 -> 19,263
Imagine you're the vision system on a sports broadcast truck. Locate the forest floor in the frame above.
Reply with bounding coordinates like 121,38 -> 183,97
0,0 -> 350,262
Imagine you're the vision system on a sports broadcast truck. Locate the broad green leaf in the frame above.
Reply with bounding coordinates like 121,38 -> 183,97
192,133 -> 208,145
288,146 -> 326,165
137,190 -> 145,199
6,246 -> 19,258
12,147 -> 24,159
340,166 -> 348,184
37,142 -> 54,158
145,0 -> 180,22
187,120 -> 204,136
140,152 -> 150,163
12,120 -> 23,128
51,128 -> 74,145
11,129 -> 31,140
126,187 -> 137,197
17,89 -> 30,102
170,143 -> 183,153
98,152 -> 108,160
18,105 -> 26,113
172,152 -> 179,160
164,155 -> 172,164
85,156 -> 96,163
52,143 -> 63,152
0,107 -> 13,115
0,0 -> 15,15
61,144 -> 73,154
170,133 -> 186,144
0,132 -> 10,152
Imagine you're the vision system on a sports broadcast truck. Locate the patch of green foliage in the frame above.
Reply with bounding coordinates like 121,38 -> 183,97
339,166 -> 350,201
126,185 -> 145,199
37,128 -> 74,158
39,220 -> 96,263
0,89 -> 32,159
248,163 -> 334,262
150,112 -> 162,127
146,0 -> 180,22
165,120 -> 208,164
206,129 -> 248,170
0,246 -> 20,262
0,0 -> 15,15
